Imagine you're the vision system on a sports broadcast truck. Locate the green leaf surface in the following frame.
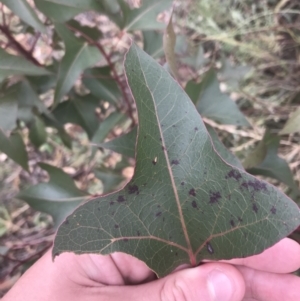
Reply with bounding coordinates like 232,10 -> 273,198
34,0 -> 101,22
122,0 -> 172,31
29,115 -> 47,148
0,91 -> 18,133
143,31 -> 164,59
1,0 -> 46,33
53,24 -> 103,107
0,131 -> 28,171
98,127 -> 137,158
243,139 -> 267,169
83,67 -> 121,105
53,44 -> 300,278
52,95 -> 99,139
17,163 -> 89,228
163,13 -> 177,78
0,48 -> 50,82
185,70 -> 250,126
67,19 -> 102,41
279,107 -> 300,135
247,133 -> 299,197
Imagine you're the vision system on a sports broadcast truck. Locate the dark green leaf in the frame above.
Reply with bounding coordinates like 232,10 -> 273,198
0,91 -> 18,133
0,0 -> 46,33
52,95 -> 99,139
34,0 -> 101,22
53,24 -> 103,107
94,168 -> 125,194
17,163 -> 89,228
83,67 -> 121,105
122,0 -> 172,31
0,48 -> 50,82
143,31 -> 164,58
53,43 -> 300,278
247,133 -> 300,197
0,131 -> 28,171
185,70 -> 250,126
67,20 -> 102,41
243,139 -> 267,170
98,127 -> 137,158
29,115 -> 47,148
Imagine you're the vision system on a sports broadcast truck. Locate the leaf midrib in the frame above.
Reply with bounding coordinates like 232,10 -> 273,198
135,47 -> 195,264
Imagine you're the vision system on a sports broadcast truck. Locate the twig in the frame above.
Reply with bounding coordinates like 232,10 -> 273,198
67,24 -> 136,125
0,24 -> 42,66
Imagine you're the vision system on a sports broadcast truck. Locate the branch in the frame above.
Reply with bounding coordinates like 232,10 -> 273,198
67,25 -> 136,125
0,24 -> 42,66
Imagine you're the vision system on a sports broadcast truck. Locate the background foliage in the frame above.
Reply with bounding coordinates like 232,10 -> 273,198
0,0 -> 299,294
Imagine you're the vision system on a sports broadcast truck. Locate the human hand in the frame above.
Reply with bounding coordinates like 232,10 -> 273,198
3,238 -> 300,301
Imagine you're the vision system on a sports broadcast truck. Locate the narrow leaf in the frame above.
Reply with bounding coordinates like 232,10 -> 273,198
0,48 -> 50,82
163,13 -> 178,79
53,43 -> 300,278
0,91 -> 18,134
1,0 -> 46,33
94,168 -> 125,194
243,139 -> 267,169
143,31 -> 164,59
29,115 -> 47,148
185,70 -> 250,126
17,163 -> 89,228
53,24 -> 103,107
0,131 -> 29,171
279,107 -> 300,135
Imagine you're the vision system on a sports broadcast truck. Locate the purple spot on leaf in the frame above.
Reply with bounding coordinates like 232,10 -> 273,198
171,159 -> 179,165
192,200 -> 197,208
270,206 -> 276,214
194,127 -> 198,131
252,203 -> 258,213
115,224 -> 119,228
117,196 -> 125,203
110,201 -> 115,206
128,184 -> 139,195
189,188 -> 196,197
209,191 -> 221,204
226,169 -> 242,181
181,182 -> 185,186
230,220 -> 235,227
156,212 -> 162,217
123,238 -> 128,242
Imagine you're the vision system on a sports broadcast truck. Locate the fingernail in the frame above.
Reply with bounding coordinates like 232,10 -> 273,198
207,269 -> 233,301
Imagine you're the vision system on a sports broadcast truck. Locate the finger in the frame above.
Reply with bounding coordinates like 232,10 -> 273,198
222,238 -> 300,273
102,263 -> 245,301
237,265 -> 300,301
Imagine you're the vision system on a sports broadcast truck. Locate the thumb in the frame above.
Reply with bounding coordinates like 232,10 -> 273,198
106,262 -> 245,301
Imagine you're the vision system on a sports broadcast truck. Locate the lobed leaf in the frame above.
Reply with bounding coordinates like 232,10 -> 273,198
53,43 -> 300,278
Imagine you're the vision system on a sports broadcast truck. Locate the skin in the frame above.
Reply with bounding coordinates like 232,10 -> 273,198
3,238 -> 300,301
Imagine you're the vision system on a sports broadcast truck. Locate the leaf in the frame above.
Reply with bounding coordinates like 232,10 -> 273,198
279,107 -> 300,135
143,31 -> 164,59
1,0 -> 46,33
98,127 -> 137,158
247,133 -> 300,197
53,43 -> 300,278
163,13 -> 177,79
29,115 -> 47,148
53,24 -> 103,107
122,0 -> 172,31
94,168 -> 125,194
83,67 -> 121,105
52,95 -> 99,139
243,139 -> 267,169
219,59 -> 252,91
67,20 -> 102,41
34,0 -> 101,22
17,163 -> 89,228
206,124 -> 243,169
0,48 -> 50,82
0,131 -> 29,171
185,69 -> 250,126
0,91 -> 18,134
